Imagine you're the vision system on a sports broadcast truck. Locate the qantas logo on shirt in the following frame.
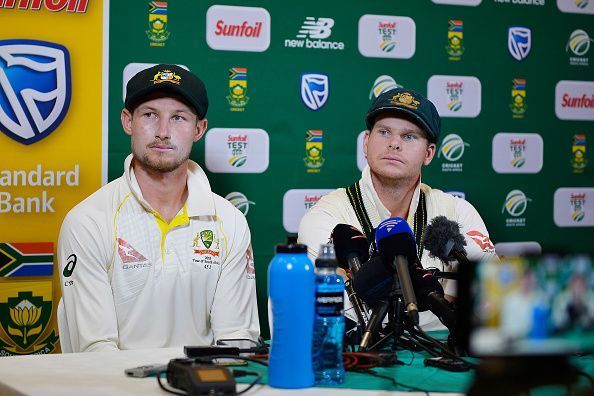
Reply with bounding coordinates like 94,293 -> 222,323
466,231 -> 495,253
117,238 -> 148,264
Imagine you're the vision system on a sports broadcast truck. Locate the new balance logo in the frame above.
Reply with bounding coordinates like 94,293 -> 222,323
296,17 -> 334,39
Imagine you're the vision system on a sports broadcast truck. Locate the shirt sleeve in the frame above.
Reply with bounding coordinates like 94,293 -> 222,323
298,202 -> 340,262
57,210 -> 119,352
210,211 -> 260,347
443,197 -> 499,297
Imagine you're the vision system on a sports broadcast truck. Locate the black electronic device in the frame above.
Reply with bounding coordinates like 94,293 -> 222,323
166,358 -> 236,396
125,363 -> 167,378
184,345 -> 240,358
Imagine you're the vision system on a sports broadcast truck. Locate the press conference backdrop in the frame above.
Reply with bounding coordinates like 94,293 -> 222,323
106,0 -> 594,336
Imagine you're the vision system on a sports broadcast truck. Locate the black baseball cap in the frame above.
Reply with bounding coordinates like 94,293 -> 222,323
125,64 -> 208,119
365,88 -> 441,142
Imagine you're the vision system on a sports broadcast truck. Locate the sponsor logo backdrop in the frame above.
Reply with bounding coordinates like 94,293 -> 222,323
1,2 -> 104,354
102,0 -> 592,337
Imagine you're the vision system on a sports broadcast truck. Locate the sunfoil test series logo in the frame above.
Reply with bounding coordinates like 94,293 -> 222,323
0,39 -> 71,145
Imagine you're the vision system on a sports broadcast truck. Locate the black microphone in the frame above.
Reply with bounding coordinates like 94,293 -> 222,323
423,216 -> 471,267
359,299 -> 389,351
331,224 -> 370,327
352,256 -> 392,305
331,224 -> 369,274
411,268 -> 456,331
375,218 -> 420,325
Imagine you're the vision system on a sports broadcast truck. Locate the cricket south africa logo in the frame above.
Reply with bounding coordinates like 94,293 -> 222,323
224,192 -> 255,216
0,39 -> 71,145
301,73 -> 329,111
508,27 -> 531,61
503,189 -> 531,227
369,75 -> 400,99
567,29 -> 592,66
438,133 -> 468,172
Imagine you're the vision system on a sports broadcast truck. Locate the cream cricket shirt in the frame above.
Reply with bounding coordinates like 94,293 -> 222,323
58,155 -> 259,352
298,165 -> 497,329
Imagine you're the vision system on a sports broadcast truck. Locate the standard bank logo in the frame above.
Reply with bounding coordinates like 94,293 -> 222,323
508,27 -> 532,61
301,73 -> 329,111
0,39 -> 71,145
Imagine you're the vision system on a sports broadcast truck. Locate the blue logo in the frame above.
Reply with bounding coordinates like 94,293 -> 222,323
0,39 -> 71,145
301,73 -> 329,111
508,27 -> 531,61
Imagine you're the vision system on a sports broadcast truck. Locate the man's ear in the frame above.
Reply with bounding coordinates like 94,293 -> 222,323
194,118 -> 208,142
363,130 -> 371,159
424,142 -> 437,165
121,108 -> 133,136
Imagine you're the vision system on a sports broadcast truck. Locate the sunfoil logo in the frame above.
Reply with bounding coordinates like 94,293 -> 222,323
502,189 -> 531,217
438,134 -> 469,161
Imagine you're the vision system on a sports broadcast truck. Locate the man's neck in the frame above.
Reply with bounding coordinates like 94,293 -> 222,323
133,161 -> 189,223
370,172 -> 420,219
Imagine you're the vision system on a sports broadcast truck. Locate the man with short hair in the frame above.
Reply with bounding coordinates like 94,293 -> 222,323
58,64 -> 259,352
298,87 -> 497,329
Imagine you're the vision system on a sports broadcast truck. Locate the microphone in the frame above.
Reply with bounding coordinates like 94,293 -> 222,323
423,216 -> 470,267
331,224 -> 369,274
331,224 -> 370,327
359,299 -> 389,351
375,217 -> 419,325
411,268 -> 456,331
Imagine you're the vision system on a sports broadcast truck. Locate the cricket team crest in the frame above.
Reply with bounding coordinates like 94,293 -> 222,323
571,134 -> 587,173
200,230 -> 214,249
509,138 -> 527,168
0,39 -> 71,145
0,281 -> 59,356
0,243 -> 54,278
510,78 -> 527,118
227,68 -> 250,111
389,91 -> 420,109
570,193 -> 586,222
304,129 -> 325,172
146,1 -> 170,46
446,20 -> 464,60
151,69 -> 181,85
508,27 -> 532,61
301,73 -> 329,111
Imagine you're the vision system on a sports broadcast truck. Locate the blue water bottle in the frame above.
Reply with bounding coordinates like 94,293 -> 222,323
268,242 -> 315,388
313,243 -> 346,385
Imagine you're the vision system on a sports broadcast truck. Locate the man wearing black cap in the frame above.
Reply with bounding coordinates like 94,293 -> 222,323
57,64 -> 260,352
298,88 -> 497,330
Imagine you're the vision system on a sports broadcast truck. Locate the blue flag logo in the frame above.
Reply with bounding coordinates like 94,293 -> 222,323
301,73 -> 329,111
508,27 -> 531,61
0,39 -> 71,145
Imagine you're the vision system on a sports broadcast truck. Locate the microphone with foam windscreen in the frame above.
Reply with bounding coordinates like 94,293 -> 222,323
331,224 -> 369,274
423,216 -> 470,267
411,267 -> 456,331
374,217 -> 420,326
331,224 -> 370,327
